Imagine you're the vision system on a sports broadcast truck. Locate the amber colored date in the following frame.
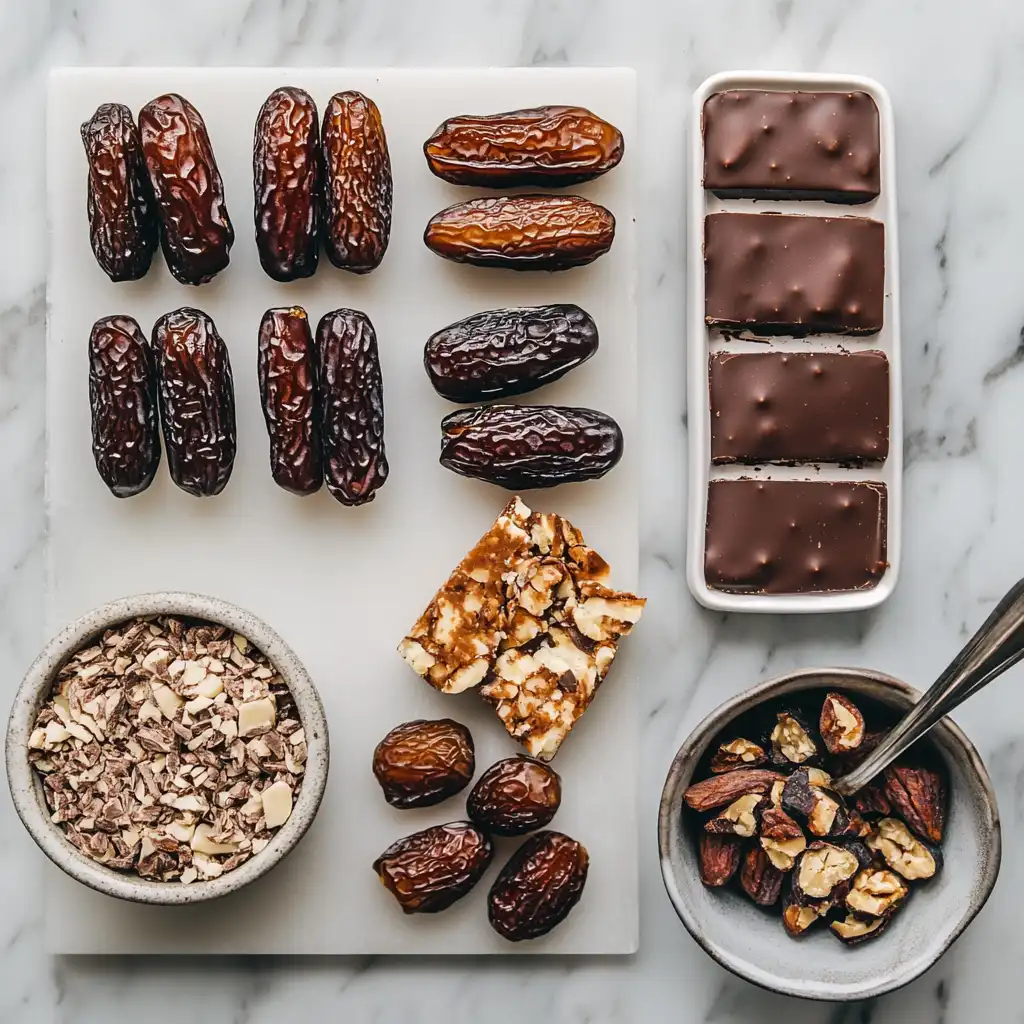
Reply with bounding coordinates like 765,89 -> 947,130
488,831 -> 589,941
253,87 -> 320,281
81,104 -> 158,282
424,195 -> 615,271
425,304 -> 599,403
467,757 -> 562,836
321,91 -> 392,273
440,404 -> 623,490
372,719 -> 475,809
316,308 -> 389,505
139,93 -> 234,285
424,105 -> 624,188
154,307 -> 236,497
257,307 -> 322,495
373,822 -> 493,914
89,315 -> 161,497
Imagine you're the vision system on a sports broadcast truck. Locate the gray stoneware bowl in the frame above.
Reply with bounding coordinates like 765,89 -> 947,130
658,668 -> 1001,1002
6,592 -> 330,905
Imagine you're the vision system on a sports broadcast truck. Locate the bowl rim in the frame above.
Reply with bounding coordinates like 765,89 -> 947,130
5,591 -> 330,905
657,666 -> 1002,1002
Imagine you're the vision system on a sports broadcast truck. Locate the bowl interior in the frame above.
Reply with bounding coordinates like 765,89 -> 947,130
658,669 -> 1001,1002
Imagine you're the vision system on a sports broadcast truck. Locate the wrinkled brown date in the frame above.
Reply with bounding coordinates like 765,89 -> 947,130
424,105 -> 625,187
425,304 -> 599,403
488,831 -> 589,941
253,87 -> 320,281
321,91 -> 392,273
81,104 -> 158,282
424,195 -> 615,271
373,822 -> 492,914
467,757 -> 562,836
440,404 -> 623,490
139,93 -> 234,285
372,719 -> 475,809
257,307 -> 322,495
154,307 -> 236,497
316,308 -> 389,505
89,315 -> 161,497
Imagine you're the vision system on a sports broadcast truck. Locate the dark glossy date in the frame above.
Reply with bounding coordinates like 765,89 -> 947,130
140,93 -> 234,285
373,822 -> 493,914
154,307 -> 236,496
424,105 -> 624,187
467,757 -> 562,836
257,307 -> 322,495
89,315 -> 161,497
488,831 -> 588,941
423,195 -> 615,270
81,104 -> 158,282
425,304 -> 598,403
316,308 -> 389,505
253,87 -> 320,281
439,405 -> 623,490
372,719 -> 475,809
321,91 -> 392,273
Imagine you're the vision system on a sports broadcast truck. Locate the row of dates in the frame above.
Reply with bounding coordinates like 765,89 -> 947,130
83,92 -> 623,284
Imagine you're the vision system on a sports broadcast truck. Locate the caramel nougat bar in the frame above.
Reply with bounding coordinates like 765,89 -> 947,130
399,498 -> 645,759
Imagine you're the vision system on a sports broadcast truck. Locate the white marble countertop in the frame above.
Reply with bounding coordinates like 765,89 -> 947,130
3,0 -> 1023,1019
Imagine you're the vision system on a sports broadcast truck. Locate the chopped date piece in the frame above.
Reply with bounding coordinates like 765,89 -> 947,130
683,768 -> 784,813
699,833 -> 743,887
439,404 -> 624,491
258,307 -> 322,495
80,103 -> 158,281
820,692 -> 866,755
830,911 -> 891,945
253,87 -> 320,281
782,768 -> 842,837
372,719 -> 475,809
704,792 -> 762,838
89,315 -> 161,497
845,867 -> 909,918
883,764 -> 947,844
467,757 -> 561,836
316,308 -> 388,505
321,91 -> 392,273
758,807 -> 807,870
423,105 -> 624,188
853,781 -> 892,819
792,842 -> 860,902
154,307 -> 236,497
740,846 -> 784,906
770,712 -> 818,766
781,879 -> 831,937
140,93 -> 234,285
866,818 -> 940,881
710,737 -> 767,773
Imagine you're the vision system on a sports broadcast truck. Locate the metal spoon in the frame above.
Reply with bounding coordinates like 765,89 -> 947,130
834,578 -> 1024,796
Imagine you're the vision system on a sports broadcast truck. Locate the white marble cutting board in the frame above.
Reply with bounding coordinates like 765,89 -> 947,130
45,66 -> 637,954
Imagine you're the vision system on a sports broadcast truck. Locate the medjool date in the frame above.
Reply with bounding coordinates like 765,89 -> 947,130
316,308 -> 389,505
257,307 -> 321,495
423,105 -> 624,187
88,315 -> 160,497
253,87 -> 320,281
439,405 -> 623,490
424,195 -> 615,270
321,91 -> 392,273
425,304 -> 598,402
372,719 -> 475,809
140,93 -> 234,284
467,757 -> 561,836
80,104 -> 158,282
154,307 -> 236,496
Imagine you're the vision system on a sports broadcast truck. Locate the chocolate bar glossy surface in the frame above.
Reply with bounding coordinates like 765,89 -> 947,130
704,479 -> 887,594
709,350 -> 890,464
704,212 -> 884,336
703,90 -> 880,203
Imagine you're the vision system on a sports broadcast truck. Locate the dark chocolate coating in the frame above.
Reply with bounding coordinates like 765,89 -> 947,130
704,479 -> 888,594
709,351 -> 890,464
704,213 -> 884,336
703,91 -> 881,203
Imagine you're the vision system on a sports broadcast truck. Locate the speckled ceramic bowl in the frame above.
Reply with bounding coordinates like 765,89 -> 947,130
658,668 -> 1001,1002
6,592 -> 329,905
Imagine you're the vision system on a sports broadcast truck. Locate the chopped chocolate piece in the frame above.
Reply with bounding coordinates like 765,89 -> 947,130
704,480 -> 888,595
709,351 -> 890,464
704,212 -> 885,336
703,90 -> 881,204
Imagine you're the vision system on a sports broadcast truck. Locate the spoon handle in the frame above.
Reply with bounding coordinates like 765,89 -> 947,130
835,578 -> 1024,796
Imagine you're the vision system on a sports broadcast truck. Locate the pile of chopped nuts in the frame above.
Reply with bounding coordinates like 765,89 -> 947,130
28,616 -> 305,884
685,690 -> 947,946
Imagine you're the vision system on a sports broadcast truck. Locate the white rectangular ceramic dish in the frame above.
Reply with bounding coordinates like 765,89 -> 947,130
46,66 -> 638,954
686,71 -> 902,614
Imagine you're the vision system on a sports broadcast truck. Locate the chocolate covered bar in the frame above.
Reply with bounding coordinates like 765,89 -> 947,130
705,212 -> 884,336
704,479 -> 887,594
703,91 -> 881,203
709,351 -> 890,464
